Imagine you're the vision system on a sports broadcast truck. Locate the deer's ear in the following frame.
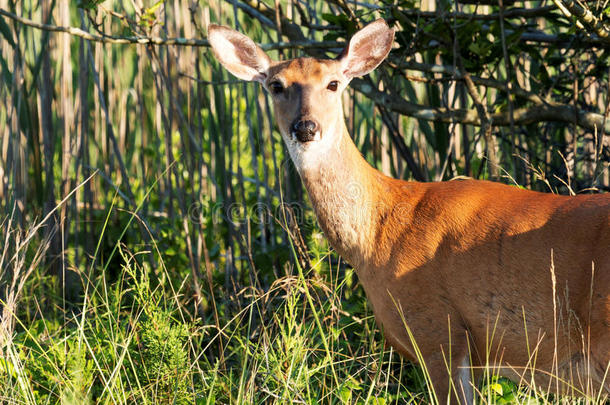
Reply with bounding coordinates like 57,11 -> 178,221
208,24 -> 271,83
339,19 -> 394,80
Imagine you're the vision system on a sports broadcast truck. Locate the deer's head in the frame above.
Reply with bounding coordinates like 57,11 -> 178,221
208,19 -> 394,171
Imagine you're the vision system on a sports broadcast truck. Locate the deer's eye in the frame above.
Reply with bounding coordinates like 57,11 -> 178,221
327,81 -> 339,92
270,81 -> 284,95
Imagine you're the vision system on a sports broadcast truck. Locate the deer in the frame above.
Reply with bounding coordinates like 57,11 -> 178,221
208,19 -> 610,404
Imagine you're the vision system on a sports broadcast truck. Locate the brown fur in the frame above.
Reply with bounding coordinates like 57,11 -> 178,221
208,19 -> 610,403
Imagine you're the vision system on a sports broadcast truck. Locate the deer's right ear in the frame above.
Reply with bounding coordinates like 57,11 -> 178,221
207,24 -> 271,83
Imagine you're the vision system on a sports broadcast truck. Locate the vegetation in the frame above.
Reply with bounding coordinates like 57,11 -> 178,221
0,0 -> 608,403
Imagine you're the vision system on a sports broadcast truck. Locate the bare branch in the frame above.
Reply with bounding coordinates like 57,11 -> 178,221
222,0 -> 276,28
551,0 -> 610,43
520,30 -> 608,47
0,7 -> 343,50
458,63 -> 500,179
3,4 -> 608,135
397,5 -> 558,21
1,7 -> 607,51
394,61 -> 546,104
350,79 -> 610,134
261,40 -> 343,51
0,7 -> 210,46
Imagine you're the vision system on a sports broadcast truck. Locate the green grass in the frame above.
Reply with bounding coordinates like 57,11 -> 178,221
0,216 -> 421,404
1,202 -> 608,405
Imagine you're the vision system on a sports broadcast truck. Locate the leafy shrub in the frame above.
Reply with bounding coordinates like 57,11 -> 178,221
129,308 -> 192,405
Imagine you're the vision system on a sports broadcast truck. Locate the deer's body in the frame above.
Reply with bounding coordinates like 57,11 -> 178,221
208,20 -> 610,403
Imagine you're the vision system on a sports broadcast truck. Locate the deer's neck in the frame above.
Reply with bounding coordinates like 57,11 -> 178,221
297,123 -> 392,267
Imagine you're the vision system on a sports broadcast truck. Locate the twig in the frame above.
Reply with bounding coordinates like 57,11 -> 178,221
222,0 -> 275,28
397,5 -> 558,21
458,0 -> 516,4
261,40 -> 343,51
0,7 -> 342,50
551,0 -> 610,43
350,78 -> 610,134
345,0 -> 381,10
5,4 -> 609,136
455,48 -> 500,179
0,7 -> 209,46
391,61 -> 546,104
2,7 -> 607,50
520,30 -> 608,47
499,0 -> 518,174
327,0 -> 360,27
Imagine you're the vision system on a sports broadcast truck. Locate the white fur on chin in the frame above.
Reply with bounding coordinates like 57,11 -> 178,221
284,120 -> 340,174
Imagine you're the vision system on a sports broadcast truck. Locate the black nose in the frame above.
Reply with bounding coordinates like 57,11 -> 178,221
290,120 -> 320,143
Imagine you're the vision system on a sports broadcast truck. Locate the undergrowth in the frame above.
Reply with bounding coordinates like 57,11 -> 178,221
0,204 -> 608,404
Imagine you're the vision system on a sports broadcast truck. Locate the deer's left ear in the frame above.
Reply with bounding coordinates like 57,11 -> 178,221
338,19 -> 395,80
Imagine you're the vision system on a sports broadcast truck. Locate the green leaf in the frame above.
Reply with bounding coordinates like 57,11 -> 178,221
0,15 -> 15,48
0,358 -> 17,378
77,0 -> 103,10
321,13 -> 348,25
140,0 -> 165,28
490,382 -> 504,396
339,386 -> 352,404
345,375 -> 362,391
147,0 -> 164,14
0,53 -> 12,86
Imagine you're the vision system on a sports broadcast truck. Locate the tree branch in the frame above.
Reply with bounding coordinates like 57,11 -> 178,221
1,7 -> 607,50
396,5 -> 558,21
457,59 -> 500,179
350,79 -> 610,134
551,0 -> 610,43
520,29 -> 608,47
0,7 -> 210,46
3,4 -> 609,134
393,61 -> 546,104
0,7 -> 343,50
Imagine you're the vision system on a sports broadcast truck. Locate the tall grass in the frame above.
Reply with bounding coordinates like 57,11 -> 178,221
2,199 -> 608,404
0,0 -> 608,403
0,200 -> 427,404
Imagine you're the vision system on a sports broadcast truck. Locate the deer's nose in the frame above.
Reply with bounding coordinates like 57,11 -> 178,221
290,119 -> 320,143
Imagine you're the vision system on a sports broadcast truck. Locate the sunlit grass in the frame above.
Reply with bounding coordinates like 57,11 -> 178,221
1,200 -> 608,404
